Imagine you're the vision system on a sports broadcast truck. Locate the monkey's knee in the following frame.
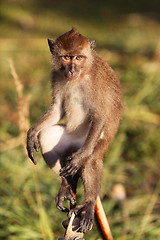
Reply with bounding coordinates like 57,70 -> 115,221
38,126 -> 65,174
39,125 -> 65,153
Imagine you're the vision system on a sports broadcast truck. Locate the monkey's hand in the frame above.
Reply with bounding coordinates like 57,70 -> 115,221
59,151 -> 86,177
55,178 -> 76,212
27,127 -> 39,165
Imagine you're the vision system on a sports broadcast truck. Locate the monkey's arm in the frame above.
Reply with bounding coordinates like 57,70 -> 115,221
60,113 -> 105,177
27,99 -> 63,164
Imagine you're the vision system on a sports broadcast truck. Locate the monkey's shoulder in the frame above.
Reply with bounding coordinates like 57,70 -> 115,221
93,52 -> 118,80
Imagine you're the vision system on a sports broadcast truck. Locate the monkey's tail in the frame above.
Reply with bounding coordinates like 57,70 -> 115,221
95,195 -> 114,240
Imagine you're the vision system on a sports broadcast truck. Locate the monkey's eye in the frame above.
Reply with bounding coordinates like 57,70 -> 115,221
64,55 -> 70,60
76,56 -> 82,60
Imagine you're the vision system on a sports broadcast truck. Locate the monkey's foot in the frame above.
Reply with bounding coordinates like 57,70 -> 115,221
61,213 -> 85,240
68,201 -> 95,233
55,178 -> 76,212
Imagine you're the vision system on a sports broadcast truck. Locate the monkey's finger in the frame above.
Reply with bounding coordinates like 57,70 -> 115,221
67,194 -> 76,206
59,167 -> 66,175
80,218 -> 93,233
59,167 -> 72,177
28,150 -> 37,165
30,155 -> 37,165
34,143 -> 39,152
70,196 -> 76,206
60,164 -> 74,174
57,204 -> 69,213
55,196 -> 69,213
60,170 -> 73,177
60,165 -> 78,177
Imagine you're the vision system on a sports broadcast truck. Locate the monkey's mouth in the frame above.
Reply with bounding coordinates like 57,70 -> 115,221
64,71 -> 80,80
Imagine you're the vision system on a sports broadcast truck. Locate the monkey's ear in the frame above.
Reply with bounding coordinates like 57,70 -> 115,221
48,39 -> 55,54
90,40 -> 96,49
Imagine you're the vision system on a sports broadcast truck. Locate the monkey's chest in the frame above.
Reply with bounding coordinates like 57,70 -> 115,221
64,90 -> 89,132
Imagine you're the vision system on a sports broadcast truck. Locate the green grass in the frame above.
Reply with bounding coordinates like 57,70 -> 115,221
0,0 -> 160,239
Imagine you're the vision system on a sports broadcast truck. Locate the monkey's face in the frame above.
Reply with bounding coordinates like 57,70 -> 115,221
60,55 -> 86,81
48,28 -> 96,81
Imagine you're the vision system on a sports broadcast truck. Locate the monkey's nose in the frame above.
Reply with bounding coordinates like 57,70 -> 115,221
69,63 -> 76,74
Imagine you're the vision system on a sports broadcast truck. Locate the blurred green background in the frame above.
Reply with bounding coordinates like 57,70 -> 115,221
0,0 -> 160,239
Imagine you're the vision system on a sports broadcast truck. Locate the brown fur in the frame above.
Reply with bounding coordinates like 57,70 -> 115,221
27,28 -> 122,233
56,28 -> 89,52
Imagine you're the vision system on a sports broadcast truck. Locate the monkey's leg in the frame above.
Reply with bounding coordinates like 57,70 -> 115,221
77,139 -> 109,233
68,156 -> 103,233
39,125 -> 67,173
62,173 -> 80,229
38,125 -> 84,211
56,164 -> 80,212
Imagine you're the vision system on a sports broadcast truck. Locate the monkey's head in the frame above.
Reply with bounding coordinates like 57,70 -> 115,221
48,28 -> 96,81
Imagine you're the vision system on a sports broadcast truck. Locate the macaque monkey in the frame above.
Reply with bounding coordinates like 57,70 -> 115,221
27,28 -> 122,233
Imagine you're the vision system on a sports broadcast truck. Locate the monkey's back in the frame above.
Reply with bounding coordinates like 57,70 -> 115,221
89,51 -> 122,118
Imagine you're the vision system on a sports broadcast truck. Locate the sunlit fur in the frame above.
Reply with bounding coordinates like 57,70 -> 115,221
27,28 -> 122,234
55,28 -> 90,54
49,28 -> 94,78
